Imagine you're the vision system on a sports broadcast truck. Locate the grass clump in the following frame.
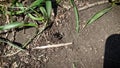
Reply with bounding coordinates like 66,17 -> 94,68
0,0 -> 52,51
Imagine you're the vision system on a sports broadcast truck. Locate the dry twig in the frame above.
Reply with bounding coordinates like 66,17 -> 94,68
33,42 -> 72,49
78,0 -> 109,11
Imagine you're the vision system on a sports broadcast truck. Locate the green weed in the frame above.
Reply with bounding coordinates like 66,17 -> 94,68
0,0 -> 52,51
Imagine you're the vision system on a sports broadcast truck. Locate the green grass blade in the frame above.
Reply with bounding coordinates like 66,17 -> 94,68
0,38 -> 25,51
16,0 -> 44,14
30,0 -> 44,8
16,3 -> 25,11
70,0 -> 80,32
7,41 -> 25,51
15,10 -> 25,15
0,22 -> 37,30
11,3 -> 26,15
87,6 -> 113,25
24,23 -> 37,27
0,23 -> 23,30
46,0 -> 52,19
40,7 -> 47,18
28,13 -> 44,21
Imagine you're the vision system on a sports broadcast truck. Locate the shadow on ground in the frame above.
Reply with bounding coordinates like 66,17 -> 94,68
104,34 -> 120,68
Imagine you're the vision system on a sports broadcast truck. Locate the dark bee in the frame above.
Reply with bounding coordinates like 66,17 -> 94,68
53,32 -> 63,40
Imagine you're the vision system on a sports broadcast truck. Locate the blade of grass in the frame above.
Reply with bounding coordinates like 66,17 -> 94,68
14,0 -> 44,14
28,13 -> 44,21
15,10 -> 26,15
7,41 -> 25,51
70,0 -> 80,32
86,6 -> 113,26
10,3 -> 26,15
46,0 -> 52,19
29,0 -> 44,9
0,23 -> 23,30
16,3 -> 25,11
0,22 -> 37,30
23,23 -> 37,27
40,7 -> 47,18
0,38 -> 25,51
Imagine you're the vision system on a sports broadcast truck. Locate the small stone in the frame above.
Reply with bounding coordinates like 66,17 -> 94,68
89,47 -> 93,50
101,56 -> 104,59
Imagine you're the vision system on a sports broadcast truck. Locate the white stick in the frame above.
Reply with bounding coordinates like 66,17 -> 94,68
33,42 -> 72,49
78,0 -> 109,11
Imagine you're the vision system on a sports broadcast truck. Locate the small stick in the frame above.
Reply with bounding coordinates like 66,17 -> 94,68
78,0 -> 109,11
33,42 -> 72,49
